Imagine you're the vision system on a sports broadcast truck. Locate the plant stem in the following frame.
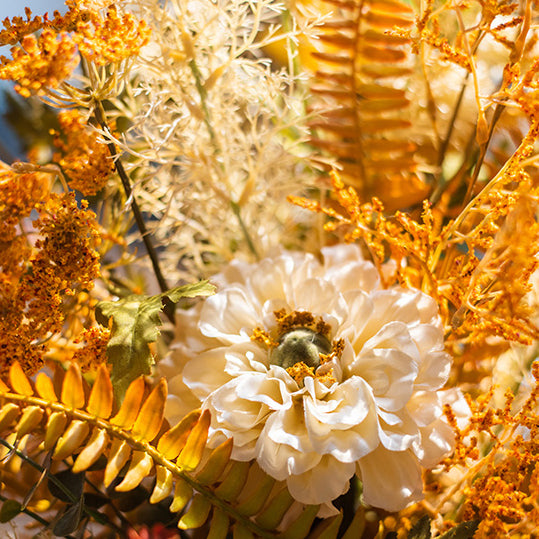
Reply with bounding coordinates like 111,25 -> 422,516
188,59 -> 219,147
461,103 -> 505,208
0,438 -> 123,534
0,492 -> 56,532
92,101 -> 175,323
188,58 -> 260,259
231,201 -> 259,259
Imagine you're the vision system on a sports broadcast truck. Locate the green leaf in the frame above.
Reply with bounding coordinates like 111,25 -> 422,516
408,515 -> 431,539
96,281 -> 215,401
438,521 -> 480,539
47,469 -> 84,503
53,499 -> 84,536
0,500 -> 21,523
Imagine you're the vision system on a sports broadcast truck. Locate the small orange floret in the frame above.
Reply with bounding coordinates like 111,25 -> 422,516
0,29 -> 79,97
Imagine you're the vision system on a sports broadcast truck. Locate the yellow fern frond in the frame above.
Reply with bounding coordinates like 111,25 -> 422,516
309,0 -> 430,210
0,362 -> 365,538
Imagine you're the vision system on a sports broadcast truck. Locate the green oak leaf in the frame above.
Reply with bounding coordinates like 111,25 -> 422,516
96,281 -> 215,401
438,520 -> 480,539
407,515 -> 431,539
0,500 -> 21,523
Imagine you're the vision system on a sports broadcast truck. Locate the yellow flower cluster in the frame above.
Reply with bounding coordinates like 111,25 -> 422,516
75,5 -> 151,66
0,7 -> 45,46
0,168 -> 50,278
0,29 -> 79,97
439,364 -> 539,537
291,166 -> 539,368
0,3 -> 89,47
71,325 -> 110,372
52,109 -> 114,195
0,2 -> 150,98
32,192 -> 100,296
0,178 -> 101,375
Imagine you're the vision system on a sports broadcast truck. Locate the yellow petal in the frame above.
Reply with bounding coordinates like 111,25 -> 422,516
170,477 -> 192,513
61,364 -> 85,409
72,428 -> 109,473
0,377 -> 9,393
104,439 -> 131,488
177,409 -> 210,471
6,434 -> 28,474
43,412 -> 68,451
53,420 -> 90,460
0,432 -> 16,460
0,403 -> 20,433
178,493 -> 211,530
35,373 -> 58,402
87,364 -> 113,419
157,408 -> 201,460
111,376 -> 145,429
310,513 -> 343,539
15,406 -> 44,439
236,474 -> 275,516
207,508 -> 229,539
214,460 -> 250,502
255,488 -> 294,530
115,450 -> 153,492
196,438 -> 233,485
9,362 -> 33,396
150,465 -> 173,504
277,504 -> 319,539
132,378 -> 166,442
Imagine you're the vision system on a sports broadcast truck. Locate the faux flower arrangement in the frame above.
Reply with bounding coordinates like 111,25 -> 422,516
0,0 -> 538,538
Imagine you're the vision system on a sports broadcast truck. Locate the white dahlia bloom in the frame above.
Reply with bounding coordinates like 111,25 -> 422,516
160,245 -> 455,512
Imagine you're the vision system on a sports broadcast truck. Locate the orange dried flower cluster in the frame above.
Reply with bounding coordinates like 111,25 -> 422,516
439,364 -> 539,536
52,109 -> 114,195
75,5 -> 151,66
290,172 -> 440,291
0,8 -> 46,46
0,183 -> 101,376
0,4 -> 89,47
0,2 -> 150,98
292,164 -> 539,359
0,29 -> 79,97
32,192 -> 100,295
71,325 -> 110,372
0,167 -> 50,278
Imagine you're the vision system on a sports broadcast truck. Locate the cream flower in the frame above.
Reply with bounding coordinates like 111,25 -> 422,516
160,244 -> 455,511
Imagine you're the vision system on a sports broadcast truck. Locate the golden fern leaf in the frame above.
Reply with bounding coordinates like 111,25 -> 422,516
309,0 -> 430,210
0,362 -> 365,538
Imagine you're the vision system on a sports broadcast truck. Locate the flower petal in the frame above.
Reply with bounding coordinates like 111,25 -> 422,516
199,286 -> 259,343
357,447 -> 424,511
256,425 -> 320,480
303,377 -> 379,461
351,323 -> 419,411
286,455 -> 356,506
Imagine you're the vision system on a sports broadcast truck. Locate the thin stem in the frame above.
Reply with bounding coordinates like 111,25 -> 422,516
0,493 -> 52,529
92,101 -> 175,323
231,201 -> 259,260
188,59 -> 219,148
436,72 -> 471,170
188,57 -> 260,259
0,438 -> 122,534
461,103 -> 505,208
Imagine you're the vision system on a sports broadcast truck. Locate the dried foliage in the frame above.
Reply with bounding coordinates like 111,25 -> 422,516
0,0 -> 539,536
0,361 -> 371,538
308,0 -> 429,210
0,167 -> 101,376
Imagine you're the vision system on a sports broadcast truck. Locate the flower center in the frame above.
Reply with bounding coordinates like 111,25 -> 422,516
270,328 -> 332,370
